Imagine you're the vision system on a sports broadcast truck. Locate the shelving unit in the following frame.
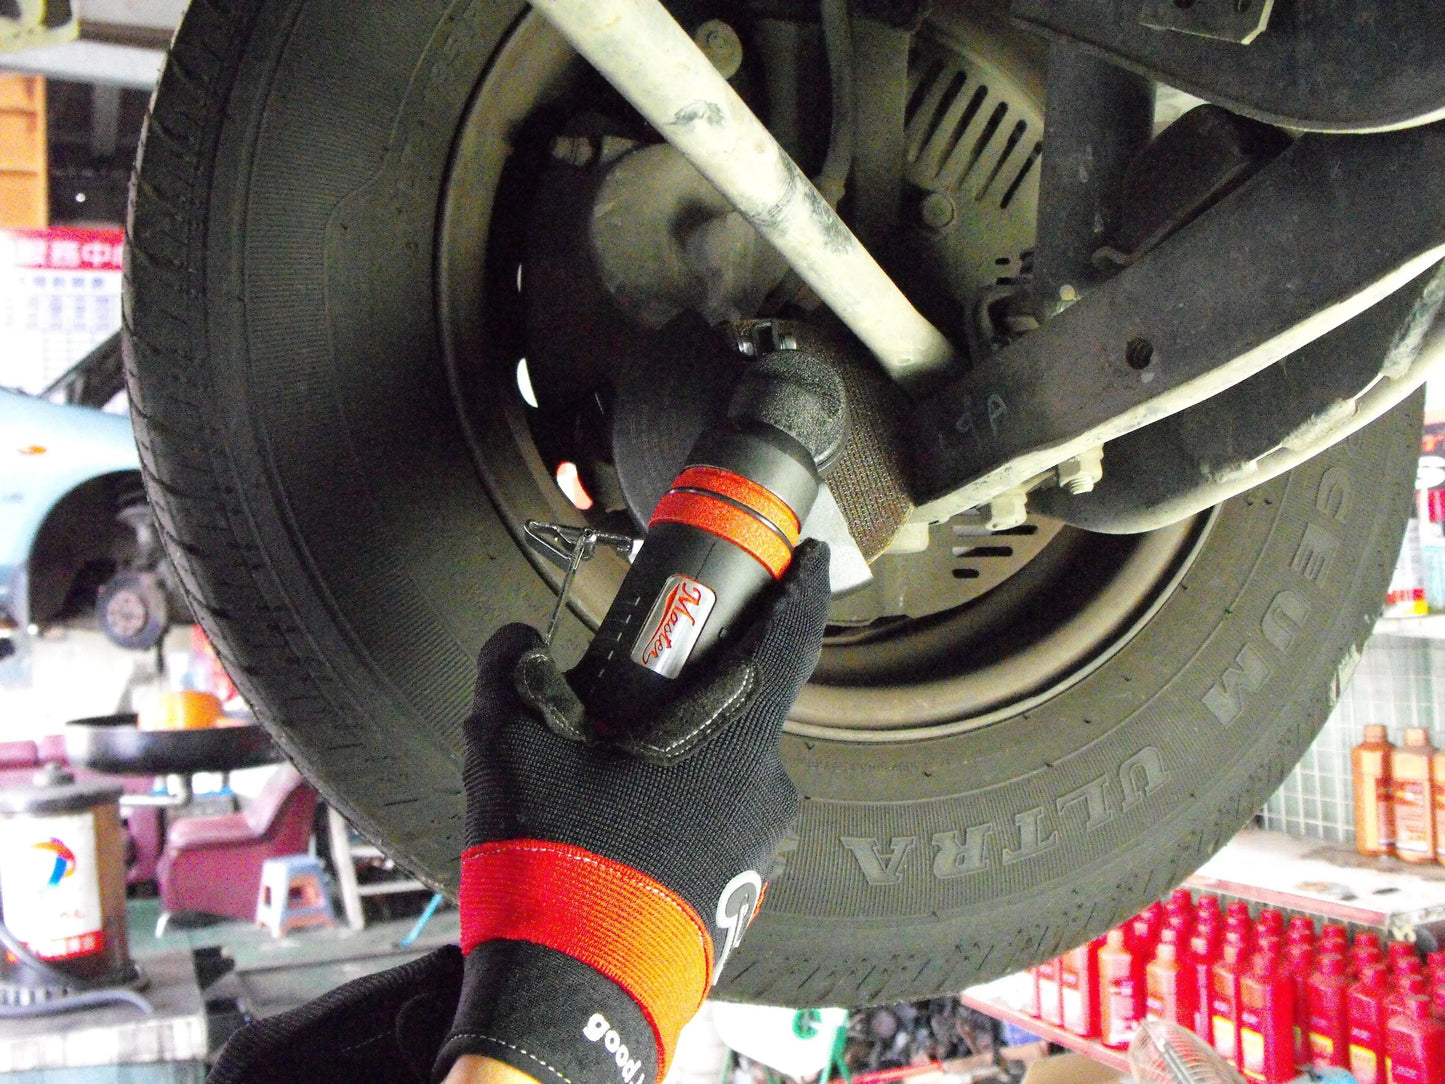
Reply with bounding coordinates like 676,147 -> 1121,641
325,805 -> 428,930
959,974 -> 1129,1074
1186,828 -> 1445,940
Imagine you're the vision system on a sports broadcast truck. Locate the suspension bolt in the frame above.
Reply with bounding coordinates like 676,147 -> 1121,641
983,490 -> 1028,532
550,135 -> 595,168
693,20 -> 743,80
919,192 -> 957,231
1056,447 -> 1105,495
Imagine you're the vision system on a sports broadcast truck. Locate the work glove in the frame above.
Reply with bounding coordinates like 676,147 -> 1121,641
433,539 -> 830,1084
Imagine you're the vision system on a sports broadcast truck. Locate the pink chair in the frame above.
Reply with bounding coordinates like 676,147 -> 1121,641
0,740 -> 39,788
155,764 -> 320,932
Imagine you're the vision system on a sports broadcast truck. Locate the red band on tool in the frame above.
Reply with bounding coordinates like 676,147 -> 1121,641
671,465 -> 801,543
459,840 -> 713,1073
650,490 -> 794,579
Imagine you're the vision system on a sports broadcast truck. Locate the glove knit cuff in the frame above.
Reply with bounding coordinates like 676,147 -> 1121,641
459,840 -> 714,1074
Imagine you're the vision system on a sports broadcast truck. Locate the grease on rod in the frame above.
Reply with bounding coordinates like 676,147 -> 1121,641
569,349 -> 848,735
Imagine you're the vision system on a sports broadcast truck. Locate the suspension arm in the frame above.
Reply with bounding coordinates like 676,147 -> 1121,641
911,123 -> 1445,523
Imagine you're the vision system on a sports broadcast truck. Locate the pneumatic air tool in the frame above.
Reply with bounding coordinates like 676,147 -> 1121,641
526,346 -> 847,733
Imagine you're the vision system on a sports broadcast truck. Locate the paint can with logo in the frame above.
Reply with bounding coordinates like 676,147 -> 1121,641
0,765 -> 131,986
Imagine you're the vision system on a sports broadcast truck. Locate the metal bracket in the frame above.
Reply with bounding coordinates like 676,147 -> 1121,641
910,124 -> 1445,523
1138,0 -> 1274,46
1011,0 -> 1445,133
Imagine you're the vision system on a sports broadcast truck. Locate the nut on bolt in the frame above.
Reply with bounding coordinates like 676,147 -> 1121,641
1056,447 -> 1104,495
983,490 -> 1028,532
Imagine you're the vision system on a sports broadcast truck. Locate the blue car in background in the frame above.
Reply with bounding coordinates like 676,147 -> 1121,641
0,334 -> 179,686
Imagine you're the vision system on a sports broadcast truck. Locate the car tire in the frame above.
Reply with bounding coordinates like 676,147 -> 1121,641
124,0 -> 1421,1005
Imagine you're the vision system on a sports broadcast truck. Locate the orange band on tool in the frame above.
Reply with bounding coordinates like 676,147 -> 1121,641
459,840 -> 714,1074
650,489 -> 794,579
671,465 -> 801,543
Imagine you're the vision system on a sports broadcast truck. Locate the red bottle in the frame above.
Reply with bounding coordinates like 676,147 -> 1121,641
1169,888 -> 1195,917
1285,942 -> 1314,1064
1288,916 -> 1317,946
1130,908 -> 1163,1022
1239,942 -> 1296,1084
1147,941 -> 1191,1026
1321,924 -> 1349,958
1390,975 -> 1432,1021
1307,953 -> 1352,1067
1431,976 -> 1445,1023
1191,924 -> 1223,1038
1393,943 -> 1423,976
1358,933 -> 1385,963
1386,995 -> 1445,1084
1060,938 -> 1102,1039
1100,928 -> 1141,1050
1427,951 -> 1445,983
1351,964 -> 1395,1084
1256,909 -> 1286,940
1037,955 -> 1064,1026
1212,941 -> 1250,1066
1196,894 -> 1222,925
1227,901 -> 1253,935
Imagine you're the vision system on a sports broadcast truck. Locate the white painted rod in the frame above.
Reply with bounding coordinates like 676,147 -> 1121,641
527,0 -> 956,383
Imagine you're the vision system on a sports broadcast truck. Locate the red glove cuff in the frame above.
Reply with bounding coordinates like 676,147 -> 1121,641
459,840 -> 715,1074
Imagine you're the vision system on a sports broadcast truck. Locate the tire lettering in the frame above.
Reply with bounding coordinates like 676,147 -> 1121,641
1290,522 -> 1339,585
1262,590 -> 1309,654
1003,807 -> 1059,865
841,836 -> 917,885
931,825 -> 996,879
1316,467 -> 1352,522
1057,776 -> 1114,832
1204,644 -> 1270,727
1119,747 -> 1169,810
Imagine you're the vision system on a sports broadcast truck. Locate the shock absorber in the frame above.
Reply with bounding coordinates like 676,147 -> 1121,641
568,349 -> 847,734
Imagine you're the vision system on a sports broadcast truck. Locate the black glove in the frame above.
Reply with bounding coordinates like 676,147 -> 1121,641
433,539 -> 830,1084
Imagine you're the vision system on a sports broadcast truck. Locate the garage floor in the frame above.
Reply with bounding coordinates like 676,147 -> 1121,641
126,893 -> 459,1046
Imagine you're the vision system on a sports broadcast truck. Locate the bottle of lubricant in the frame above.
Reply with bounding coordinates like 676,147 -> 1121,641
1100,928 -> 1141,1050
1037,955 -> 1064,1026
1060,938 -> 1103,1038
1239,938 -> 1296,1084
1212,940 -> 1250,1066
1354,725 -> 1396,857
1385,995 -> 1445,1084
1146,941 -> 1189,1026
1191,923 -> 1223,1038
1392,728 -> 1437,863
1307,952 -> 1352,1068
1350,963 -> 1393,1084
1434,744 -> 1445,865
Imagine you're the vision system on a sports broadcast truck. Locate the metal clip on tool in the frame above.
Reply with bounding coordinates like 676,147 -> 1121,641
523,521 -> 638,648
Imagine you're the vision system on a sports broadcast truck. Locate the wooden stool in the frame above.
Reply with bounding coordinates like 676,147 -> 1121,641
255,854 -> 335,937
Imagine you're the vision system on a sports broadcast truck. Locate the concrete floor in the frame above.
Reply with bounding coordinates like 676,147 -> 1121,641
125,894 -> 459,1028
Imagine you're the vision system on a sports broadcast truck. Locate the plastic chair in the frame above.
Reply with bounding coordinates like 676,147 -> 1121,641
155,764 -> 319,933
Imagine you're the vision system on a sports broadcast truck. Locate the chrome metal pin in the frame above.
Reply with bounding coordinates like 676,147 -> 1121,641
523,521 -> 638,648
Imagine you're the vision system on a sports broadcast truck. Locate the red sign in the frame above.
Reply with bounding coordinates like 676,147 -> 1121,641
3,226 -> 124,272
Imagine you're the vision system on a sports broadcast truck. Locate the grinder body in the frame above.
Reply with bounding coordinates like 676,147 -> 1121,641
568,351 -> 846,734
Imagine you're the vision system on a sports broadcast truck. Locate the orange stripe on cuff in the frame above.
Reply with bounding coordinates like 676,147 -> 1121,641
672,465 -> 801,543
459,840 -> 714,1074
649,490 -> 793,579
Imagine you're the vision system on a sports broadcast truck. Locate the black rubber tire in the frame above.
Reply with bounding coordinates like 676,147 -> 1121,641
124,0 -> 1422,1005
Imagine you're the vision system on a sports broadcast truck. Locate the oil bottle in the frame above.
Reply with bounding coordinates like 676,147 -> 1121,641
1354,725 -> 1395,857
1392,728 -> 1436,863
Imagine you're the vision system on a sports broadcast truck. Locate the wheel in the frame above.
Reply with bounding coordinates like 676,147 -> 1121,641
124,0 -> 1421,1005
96,571 -> 167,651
